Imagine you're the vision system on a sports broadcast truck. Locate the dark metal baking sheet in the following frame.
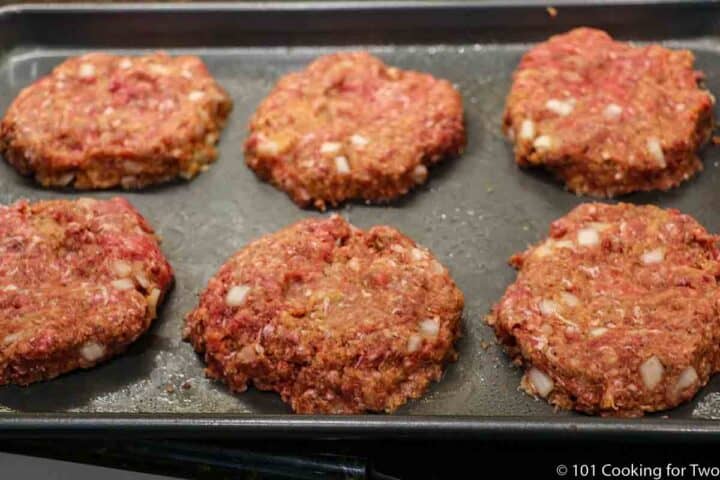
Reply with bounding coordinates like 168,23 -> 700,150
2,1 -> 720,438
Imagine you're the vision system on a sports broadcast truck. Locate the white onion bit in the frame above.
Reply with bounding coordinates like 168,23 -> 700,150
320,142 -> 342,154
350,134 -> 369,147
407,334 -> 423,353
589,327 -> 608,338
411,248 -> 426,261
533,135 -> 553,151
603,103 -> 623,120
545,98 -> 574,116
527,367 -> 554,397
80,342 -> 106,362
112,260 -> 132,277
419,318 -> 440,338
675,366 -> 698,393
111,278 -> 134,290
226,285 -> 250,307
640,355 -> 664,390
188,90 -> 205,102
2,332 -> 21,345
560,292 -> 580,307
335,156 -> 350,174
412,164 -> 428,183
78,63 -> 96,79
519,119 -> 535,140
641,248 -> 664,265
256,138 -> 279,156
646,138 -> 666,168
147,288 -> 161,317
539,299 -> 558,316
577,228 -> 600,247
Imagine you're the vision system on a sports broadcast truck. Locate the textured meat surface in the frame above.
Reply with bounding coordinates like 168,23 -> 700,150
0,197 -> 173,385
488,203 -> 720,416
0,52 -> 232,189
245,52 -> 465,210
504,28 -> 714,196
184,215 -> 464,413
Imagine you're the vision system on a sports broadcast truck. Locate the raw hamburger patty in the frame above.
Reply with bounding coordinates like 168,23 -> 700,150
503,28 -> 715,196
0,197 -> 173,385
487,203 -> 720,416
245,52 -> 465,210
0,52 -> 232,189
184,215 -> 464,413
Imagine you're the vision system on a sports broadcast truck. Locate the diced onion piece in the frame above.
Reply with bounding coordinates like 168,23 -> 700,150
519,119 -> 535,140
335,156 -> 350,174
256,137 -> 279,156
577,228 -> 600,247
112,260 -> 132,277
320,142 -> 342,154
411,248 -> 426,261
545,98 -> 574,116
675,366 -> 698,393
237,344 -> 257,363
111,278 -> 134,290
419,318 -> 440,338
589,327 -> 608,338
560,291 -> 579,307
407,334 -> 423,353
412,164 -> 428,183
80,342 -> 106,362
119,58 -> 132,69
226,285 -> 250,307
350,134 -> 369,147
587,222 -> 611,232
2,332 -> 21,345
603,103 -> 623,120
539,299 -> 558,316
135,272 -> 151,289
533,243 -> 552,258
527,367 -> 554,397
147,288 -> 161,318
347,258 -> 360,272
646,138 -> 666,168
533,135 -> 553,151
641,248 -> 664,265
188,90 -> 205,102
78,63 -> 96,79
640,355 -> 664,390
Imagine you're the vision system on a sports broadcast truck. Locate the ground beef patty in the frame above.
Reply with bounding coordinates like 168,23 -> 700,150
503,28 -> 715,196
0,52 -> 232,189
245,52 -> 465,210
487,203 -> 720,416
0,197 -> 173,385
184,215 -> 464,413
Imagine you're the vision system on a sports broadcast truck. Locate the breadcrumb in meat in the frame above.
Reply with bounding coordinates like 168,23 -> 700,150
0,52 -> 232,189
184,215 -> 464,413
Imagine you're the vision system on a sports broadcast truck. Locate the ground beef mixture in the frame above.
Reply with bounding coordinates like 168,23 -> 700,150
504,28 -> 714,196
0,52 -> 232,189
184,215 -> 464,413
245,52 -> 465,210
488,203 -> 720,416
0,197 -> 173,385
